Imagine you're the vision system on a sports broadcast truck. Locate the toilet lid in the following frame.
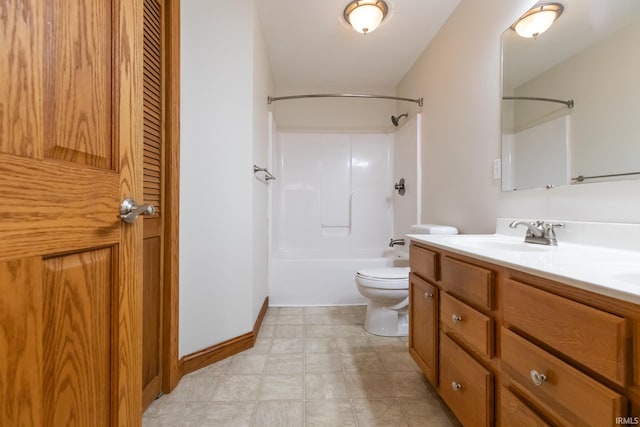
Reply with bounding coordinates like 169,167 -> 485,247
357,267 -> 410,280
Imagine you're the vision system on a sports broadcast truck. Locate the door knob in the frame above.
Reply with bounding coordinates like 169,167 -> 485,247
120,198 -> 155,223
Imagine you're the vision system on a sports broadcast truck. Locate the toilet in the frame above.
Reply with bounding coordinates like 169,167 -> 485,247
355,224 -> 459,336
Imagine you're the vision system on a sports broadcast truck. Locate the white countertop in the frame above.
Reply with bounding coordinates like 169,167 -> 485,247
407,219 -> 640,304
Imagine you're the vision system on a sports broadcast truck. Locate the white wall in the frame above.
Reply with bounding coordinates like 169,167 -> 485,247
393,115 -> 421,237
180,0 -> 274,357
273,85 -> 398,132
397,0 -> 640,232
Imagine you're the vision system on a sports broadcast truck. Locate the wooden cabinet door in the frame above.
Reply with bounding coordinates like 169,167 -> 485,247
0,1 -> 143,426
409,273 -> 439,385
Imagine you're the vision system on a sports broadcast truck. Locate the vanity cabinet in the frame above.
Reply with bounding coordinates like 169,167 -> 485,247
409,241 -> 640,427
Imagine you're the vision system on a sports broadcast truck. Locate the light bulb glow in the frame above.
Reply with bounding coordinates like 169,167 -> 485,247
512,3 -> 564,39
344,1 -> 388,35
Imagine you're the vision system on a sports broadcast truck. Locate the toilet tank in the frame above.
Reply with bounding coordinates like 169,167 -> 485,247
410,224 -> 459,235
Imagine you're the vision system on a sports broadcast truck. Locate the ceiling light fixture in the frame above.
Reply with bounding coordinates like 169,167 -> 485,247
511,3 -> 564,39
344,0 -> 388,35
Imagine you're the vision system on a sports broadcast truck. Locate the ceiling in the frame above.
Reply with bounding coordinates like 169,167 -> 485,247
257,0 -> 461,90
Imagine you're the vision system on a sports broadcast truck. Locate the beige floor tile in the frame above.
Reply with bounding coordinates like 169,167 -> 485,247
340,352 -> 383,373
227,355 -> 267,375
399,398 -> 461,427
345,373 -> 395,399
211,375 -> 262,401
305,337 -> 338,353
305,353 -> 343,373
264,353 -> 304,374
352,399 -> 410,427
197,401 -> 255,427
163,373 -> 220,403
252,400 -> 303,427
270,338 -> 304,354
305,324 -> 335,338
379,352 -> 422,373
332,324 -> 368,337
370,337 -> 408,352
197,357 -> 232,375
305,373 -> 349,399
276,314 -> 304,325
241,338 -> 272,355
272,325 -> 304,338
387,371 -> 432,398
336,336 -> 374,353
144,402 -> 208,426
259,374 -> 303,400
305,400 -> 357,427
145,305 -> 463,427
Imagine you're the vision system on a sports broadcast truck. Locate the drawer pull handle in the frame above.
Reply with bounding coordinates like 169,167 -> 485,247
530,369 -> 547,386
424,292 -> 433,299
451,381 -> 462,391
451,314 -> 463,324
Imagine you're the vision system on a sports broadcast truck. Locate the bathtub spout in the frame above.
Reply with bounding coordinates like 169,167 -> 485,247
389,238 -> 405,247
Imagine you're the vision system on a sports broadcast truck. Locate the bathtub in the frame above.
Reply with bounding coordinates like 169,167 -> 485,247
268,248 -> 409,306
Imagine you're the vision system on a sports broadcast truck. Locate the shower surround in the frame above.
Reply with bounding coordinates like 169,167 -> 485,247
269,127 -> 417,306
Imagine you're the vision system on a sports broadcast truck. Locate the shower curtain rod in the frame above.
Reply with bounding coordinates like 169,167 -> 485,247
267,93 -> 424,107
502,96 -> 574,108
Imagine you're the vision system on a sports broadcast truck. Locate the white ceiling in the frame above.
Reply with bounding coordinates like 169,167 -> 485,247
257,0 -> 461,90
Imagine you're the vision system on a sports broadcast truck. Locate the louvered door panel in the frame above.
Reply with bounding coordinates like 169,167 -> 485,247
143,0 -> 162,216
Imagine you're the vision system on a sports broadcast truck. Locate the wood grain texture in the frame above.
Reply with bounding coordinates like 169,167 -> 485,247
253,297 -> 270,338
409,243 -> 438,282
44,0 -> 112,169
182,333 -> 254,375
43,249 -> 112,426
439,333 -> 493,427
0,156 -> 120,260
408,273 -> 438,386
0,0 -> 44,159
0,258 -> 43,427
441,292 -> 493,358
504,278 -> 628,385
143,0 -> 163,216
114,0 -> 144,423
500,387 -> 551,427
161,0 -> 181,394
501,328 -> 627,427
142,237 -> 162,409
441,256 -> 494,310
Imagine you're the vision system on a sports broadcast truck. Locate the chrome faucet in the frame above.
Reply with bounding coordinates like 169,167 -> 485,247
509,220 -> 564,246
389,238 -> 405,247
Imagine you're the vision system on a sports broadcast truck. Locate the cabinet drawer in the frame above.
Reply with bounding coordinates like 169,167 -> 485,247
410,244 -> 438,282
503,279 -> 628,385
500,387 -> 551,427
501,328 -> 627,427
409,273 -> 438,386
440,333 -> 493,427
441,256 -> 494,310
441,292 -> 493,357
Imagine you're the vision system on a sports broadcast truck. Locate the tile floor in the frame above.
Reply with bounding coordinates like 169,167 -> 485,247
144,306 -> 461,426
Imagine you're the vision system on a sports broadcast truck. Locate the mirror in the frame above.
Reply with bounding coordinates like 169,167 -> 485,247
501,0 -> 640,191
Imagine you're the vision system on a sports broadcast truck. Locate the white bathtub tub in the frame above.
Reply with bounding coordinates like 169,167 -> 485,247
268,248 -> 409,306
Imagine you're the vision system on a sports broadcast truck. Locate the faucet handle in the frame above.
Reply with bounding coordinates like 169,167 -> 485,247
544,222 -> 565,234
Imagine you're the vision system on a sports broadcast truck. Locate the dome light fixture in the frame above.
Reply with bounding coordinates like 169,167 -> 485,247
511,3 -> 564,39
344,0 -> 388,35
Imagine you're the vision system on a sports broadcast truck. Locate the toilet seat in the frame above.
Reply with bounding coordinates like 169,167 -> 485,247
356,267 -> 409,290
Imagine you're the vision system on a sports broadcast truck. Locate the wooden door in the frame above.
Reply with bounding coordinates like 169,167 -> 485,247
0,1 -> 143,426
142,0 -> 165,410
